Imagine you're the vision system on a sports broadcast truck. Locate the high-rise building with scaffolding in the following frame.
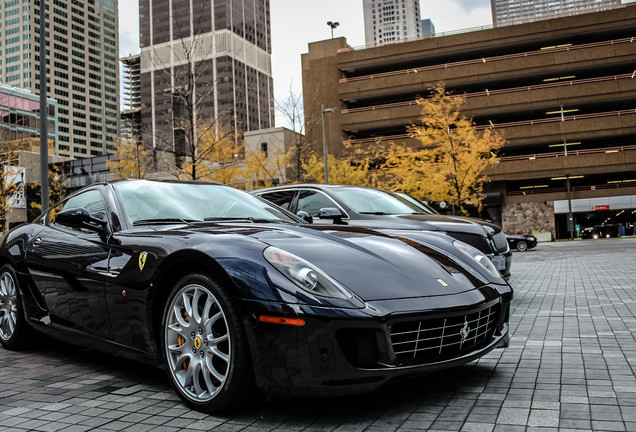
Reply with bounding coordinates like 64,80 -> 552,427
121,55 -> 142,142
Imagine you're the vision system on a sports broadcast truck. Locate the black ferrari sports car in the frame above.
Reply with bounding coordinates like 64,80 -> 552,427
0,180 -> 512,412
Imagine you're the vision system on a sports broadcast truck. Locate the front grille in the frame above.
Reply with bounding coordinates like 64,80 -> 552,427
390,303 -> 500,366
446,232 -> 493,254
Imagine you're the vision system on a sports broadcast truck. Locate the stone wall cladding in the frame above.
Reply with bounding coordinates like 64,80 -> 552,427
502,201 -> 555,239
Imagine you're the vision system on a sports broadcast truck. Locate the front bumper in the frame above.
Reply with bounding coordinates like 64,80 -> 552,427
240,285 -> 512,397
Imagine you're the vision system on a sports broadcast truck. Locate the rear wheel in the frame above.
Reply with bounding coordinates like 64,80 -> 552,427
0,264 -> 30,349
516,241 -> 528,252
161,273 -> 254,412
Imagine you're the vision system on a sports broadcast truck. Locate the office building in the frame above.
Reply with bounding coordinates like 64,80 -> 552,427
301,4 -> 636,239
363,0 -> 422,45
0,84 -> 58,152
491,0 -> 621,26
139,0 -> 274,154
0,0 -> 120,159
421,19 -> 435,37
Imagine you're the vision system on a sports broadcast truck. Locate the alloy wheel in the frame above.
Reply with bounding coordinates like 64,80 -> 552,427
164,283 -> 231,403
0,271 -> 18,342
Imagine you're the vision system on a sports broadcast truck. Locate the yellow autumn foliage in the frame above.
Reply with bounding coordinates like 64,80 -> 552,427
106,138 -> 155,179
301,153 -> 370,185
382,85 -> 505,213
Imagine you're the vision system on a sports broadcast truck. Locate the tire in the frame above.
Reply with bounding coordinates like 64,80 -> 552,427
161,273 -> 254,412
516,241 -> 528,252
0,264 -> 30,349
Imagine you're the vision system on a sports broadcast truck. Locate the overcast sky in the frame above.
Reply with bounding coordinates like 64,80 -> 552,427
118,0 -> 633,125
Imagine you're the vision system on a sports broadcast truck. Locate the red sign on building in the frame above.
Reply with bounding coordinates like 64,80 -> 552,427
594,205 -> 610,211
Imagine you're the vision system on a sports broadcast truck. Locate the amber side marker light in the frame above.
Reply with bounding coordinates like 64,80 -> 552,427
259,315 -> 306,326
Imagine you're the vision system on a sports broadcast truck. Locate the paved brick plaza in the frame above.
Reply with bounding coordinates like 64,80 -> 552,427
1,238 -> 635,431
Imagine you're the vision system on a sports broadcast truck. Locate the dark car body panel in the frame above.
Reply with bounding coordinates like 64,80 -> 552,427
253,185 -> 512,278
0,180 -> 512,397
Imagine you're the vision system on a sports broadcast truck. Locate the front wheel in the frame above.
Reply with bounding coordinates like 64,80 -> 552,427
161,273 -> 254,412
0,264 -> 30,349
516,241 -> 528,252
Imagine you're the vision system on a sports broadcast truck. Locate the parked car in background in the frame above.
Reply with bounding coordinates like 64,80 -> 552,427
253,184 -> 512,278
0,180 -> 512,412
505,234 -> 538,252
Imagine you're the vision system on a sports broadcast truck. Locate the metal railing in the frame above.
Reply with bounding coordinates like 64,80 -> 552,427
509,181 -> 636,196
339,36 -> 635,83
499,144 -> 636,162
340,73 -> 636,115
343,108 -> 636,145
337,25 -> 494,53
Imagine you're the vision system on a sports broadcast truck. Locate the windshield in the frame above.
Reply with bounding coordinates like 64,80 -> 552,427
113,181 -> 298,226
330,188 -> 428,215
396,193 -> 438,214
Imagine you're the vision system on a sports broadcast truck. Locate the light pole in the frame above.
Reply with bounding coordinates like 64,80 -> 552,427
321,104 -> 334,184
327,21 -> 340,39
39,0 -> 49,211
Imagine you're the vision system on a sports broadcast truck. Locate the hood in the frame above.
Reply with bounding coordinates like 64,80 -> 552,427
348,213 -> 501,237
234,224 -> 493,302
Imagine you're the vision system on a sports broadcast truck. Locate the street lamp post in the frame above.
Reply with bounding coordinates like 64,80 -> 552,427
563,140 -> 575,240
321,104 -> 334,184
39,0 -> 49,211
327,21 -> 340,39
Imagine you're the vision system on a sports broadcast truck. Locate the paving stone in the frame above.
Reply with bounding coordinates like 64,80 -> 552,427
1,239 -> 636,431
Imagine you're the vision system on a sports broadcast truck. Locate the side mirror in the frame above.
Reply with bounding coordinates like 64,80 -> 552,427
55,207 -> 107,233
318,207 -> 345,225
296,211 -> 313,224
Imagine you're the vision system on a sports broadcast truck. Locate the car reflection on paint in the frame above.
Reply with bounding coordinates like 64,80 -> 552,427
0,180 -> 512,413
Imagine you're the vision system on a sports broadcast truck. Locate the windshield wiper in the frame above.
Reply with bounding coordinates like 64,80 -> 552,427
203,217 -> 294,224
359,212 -> 396,215
133,218 -> 198,226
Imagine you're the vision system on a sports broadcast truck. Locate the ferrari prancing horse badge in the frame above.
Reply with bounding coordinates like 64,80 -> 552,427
139,252 -> 148,271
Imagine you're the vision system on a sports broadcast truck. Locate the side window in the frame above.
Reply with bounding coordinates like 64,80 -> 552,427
297,190 -> 339,218
50,189 -> 106,233
258,190 -> 296,210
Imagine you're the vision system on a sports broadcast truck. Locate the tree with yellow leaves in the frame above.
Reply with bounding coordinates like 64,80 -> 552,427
106,138 -> 155,179
385,85 -> 505,214
243,146 -> 294,189
177,120 -> 244,185
28,164 -> 67,218
301,153 -> 369,185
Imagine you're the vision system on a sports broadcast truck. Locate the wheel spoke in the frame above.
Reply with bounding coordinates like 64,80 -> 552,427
205,355 -> 226,382
168,322 -> 187,336
208,333 -> 228,345
191,288 -> 204,324
203,311 -> 223,330
181,291 -> 193,319
209,345 -> 229,363
201,297 -> 214,324
191,361 -> 207,397
172,305 -> 189,328
201,361 -> 217,393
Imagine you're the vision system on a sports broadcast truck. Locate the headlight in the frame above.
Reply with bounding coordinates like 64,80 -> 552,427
453,240 -> 501,278
528,236 -> 536,241
263,247 -> 353,299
